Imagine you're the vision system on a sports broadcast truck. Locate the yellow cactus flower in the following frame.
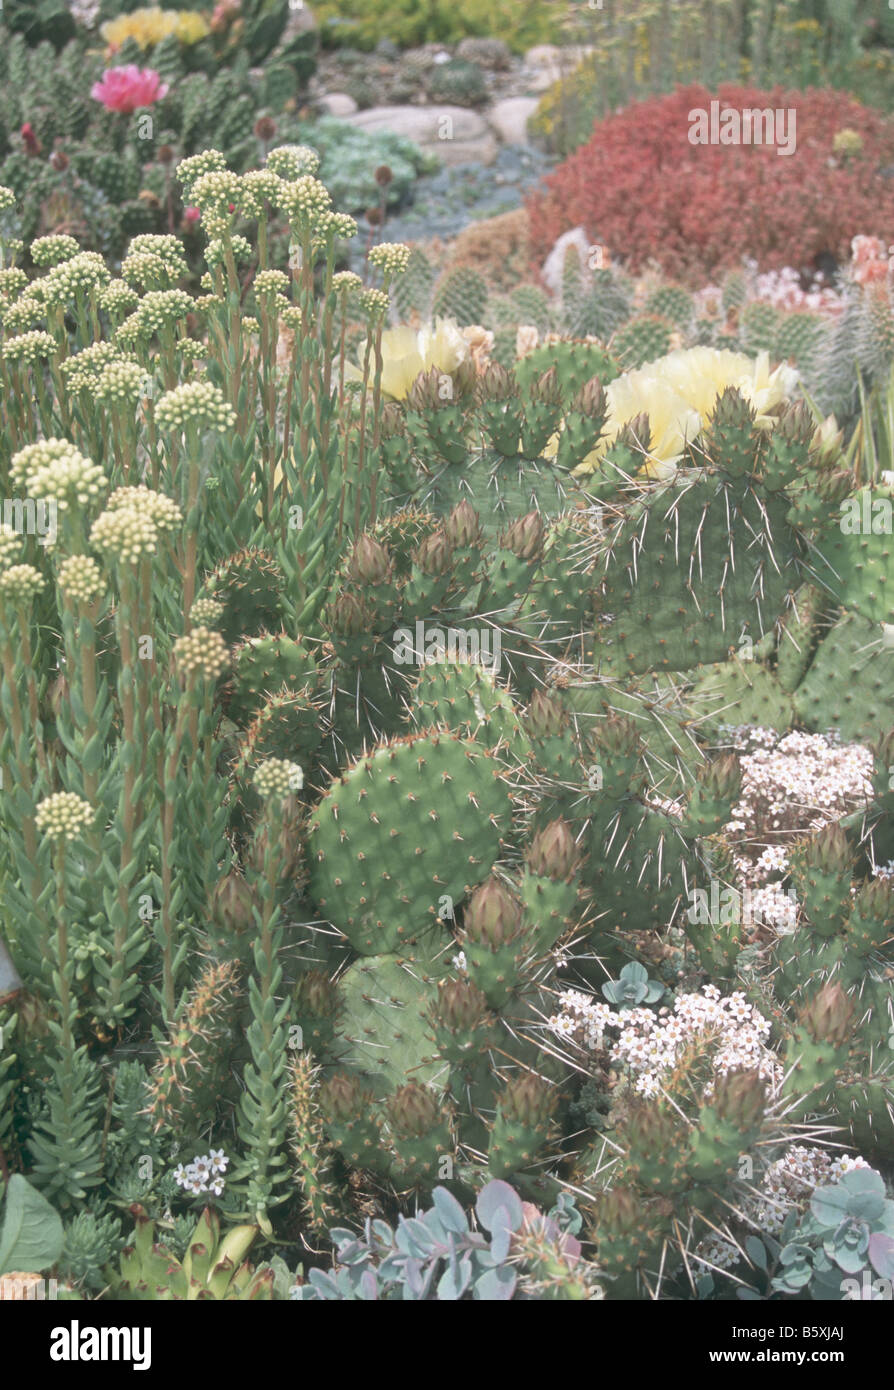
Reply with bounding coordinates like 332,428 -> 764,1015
572,347 -> 799,478
173,11 -> 211,44
344,319 -> 469,401
102,7 -> 209,51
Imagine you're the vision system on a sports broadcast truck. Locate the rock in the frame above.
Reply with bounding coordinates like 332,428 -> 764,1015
487,96 -> 540,145
525,68 -> 560,94
456,37 -> 512,71
345,105 -> 498,166
524,43 -> 562,68
541,228 -> 593,297
318,92 -> 359,118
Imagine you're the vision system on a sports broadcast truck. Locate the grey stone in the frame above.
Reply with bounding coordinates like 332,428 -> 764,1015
487,96 -> 540,145
345,105 -> 498,165
318,92 -> 359,118
524,43 -> 562,68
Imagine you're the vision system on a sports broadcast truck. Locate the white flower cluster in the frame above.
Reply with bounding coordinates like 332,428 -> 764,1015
94,360 -> 146,405
128,235 -> 189,279
0,524 -> 22,569
35,791 -> 93,842
253,758 -> 303,799
695,1145 -> 870,1272
2,330 -> 56,364
173,626 -> 229,681
40,251 -> 110,305
721,726 -> 873,881
121,252 -> 169,290
368,242 -> 411,278
277,175 -> 332,229
266,145 -> 320,181
57,554 -> 105,605
134,289 -> 195,336
3,297 -> 45,334
30,234 -> 80,269
238,168 -> 284,217
155,381 -> 237,433
98,279 -> 140,317
176,150 -> 227,201
0,268 -> 29,299
173,1149 -> 228,1198
12,438 -> 106,511
189,169 -> 242,215
107,486 -> 182,533
62,342 -> 137,393
0,564 -> 45,603
549,984 -> 780,1099
745,881 -> 799,932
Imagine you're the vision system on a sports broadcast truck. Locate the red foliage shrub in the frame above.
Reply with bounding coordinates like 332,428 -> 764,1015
527,85 -> 894,284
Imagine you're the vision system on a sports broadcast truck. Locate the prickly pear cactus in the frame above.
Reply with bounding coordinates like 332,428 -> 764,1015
307,731 -> 513,953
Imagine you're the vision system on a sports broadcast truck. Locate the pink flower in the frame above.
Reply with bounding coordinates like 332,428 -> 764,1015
182,206 -> 202,228
91,67 -> 169,115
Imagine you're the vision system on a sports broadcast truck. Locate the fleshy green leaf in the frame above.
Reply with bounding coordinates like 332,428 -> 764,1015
0,1175 -> 64,1275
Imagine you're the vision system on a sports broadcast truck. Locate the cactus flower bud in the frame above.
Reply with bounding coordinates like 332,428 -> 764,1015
851,876 -> 894,923
625,1101 -> 682,1154
531,366 -> 562,407
496,1071 -> 556,1127
526,819 -> 579,881
380,401 -> 405,440
810,413 -> 844,462
798,982 -> 855,1048
433,978 -> 492,1032
445,499 -> 482,549
464,876 -> 523,946
386,1082 -> 442,1139
711,1069 -> 766,1131
593,715 -> 640,757
502,510 -> 545,562
330,590 -> 370,636
613,412 -> 650,451
347,534 -> 392,586
571,377 -> 606,419
777,400 -> 815,445
699,753 -> 742,802
597,1185 -> 640,1235
210,871 -> 256,934
415,527 -> 453,577
293,969 -> 340,1022
796,822 -> 851,874
407,365 -> 445,413
478,362 -> 517,403
712,385 -> 755,430
524,689 -> 567,739
817,469 -> 853,504
319,1071 -> 374,1124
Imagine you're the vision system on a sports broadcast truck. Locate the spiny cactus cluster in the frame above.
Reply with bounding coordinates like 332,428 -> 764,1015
0,134 -> 891,1307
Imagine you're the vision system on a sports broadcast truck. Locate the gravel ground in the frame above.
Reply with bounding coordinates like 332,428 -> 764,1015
347,142 -> 556,271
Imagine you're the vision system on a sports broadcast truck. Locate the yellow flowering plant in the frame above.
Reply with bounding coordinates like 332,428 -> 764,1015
101,6 -> 211,52
344,319 -> 469,402
571,347 -> 800,478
